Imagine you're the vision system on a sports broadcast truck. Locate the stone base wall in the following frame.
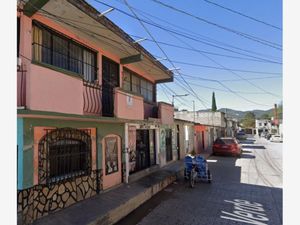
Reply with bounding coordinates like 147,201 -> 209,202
17,169 -> 103,225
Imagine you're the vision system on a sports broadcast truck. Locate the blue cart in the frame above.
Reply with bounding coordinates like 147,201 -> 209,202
184,155 -> 212,188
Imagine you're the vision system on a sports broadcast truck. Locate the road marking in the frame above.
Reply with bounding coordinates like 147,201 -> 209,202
221,199 -> 269,225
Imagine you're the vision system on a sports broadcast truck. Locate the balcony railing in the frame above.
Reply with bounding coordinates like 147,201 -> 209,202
17,64 -> 26,108
83,81 -> 101,115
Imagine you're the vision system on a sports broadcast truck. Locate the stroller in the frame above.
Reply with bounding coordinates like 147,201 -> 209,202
184,154 -> 212,188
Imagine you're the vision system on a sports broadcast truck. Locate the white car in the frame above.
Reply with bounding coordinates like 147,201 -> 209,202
270,135 -> 283,143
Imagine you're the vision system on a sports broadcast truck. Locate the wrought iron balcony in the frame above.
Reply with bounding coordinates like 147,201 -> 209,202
83,81 -> 102,115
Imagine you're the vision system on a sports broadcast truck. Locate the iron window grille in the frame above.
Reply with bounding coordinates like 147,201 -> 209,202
38,128 -> 92,184
32,21 -> 98,83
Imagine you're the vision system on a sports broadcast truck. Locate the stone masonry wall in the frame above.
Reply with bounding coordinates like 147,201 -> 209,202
17,169 -> 103,225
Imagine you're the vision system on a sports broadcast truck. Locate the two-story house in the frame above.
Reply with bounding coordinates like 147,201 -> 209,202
17,0 -> 174,223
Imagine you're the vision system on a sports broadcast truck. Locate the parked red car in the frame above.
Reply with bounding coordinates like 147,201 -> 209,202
213,137 -> 242,157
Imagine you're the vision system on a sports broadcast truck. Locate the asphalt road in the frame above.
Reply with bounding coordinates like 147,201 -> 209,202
116,136 -> 282,225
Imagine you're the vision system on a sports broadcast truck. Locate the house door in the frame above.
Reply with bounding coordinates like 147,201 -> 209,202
136,130 -> 150,171
102,56 -> 119,117
166,129 -> 173,162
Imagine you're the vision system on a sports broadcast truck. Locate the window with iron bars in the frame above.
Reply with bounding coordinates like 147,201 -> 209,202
32,21 -> 98,82
38,128 -> 92,184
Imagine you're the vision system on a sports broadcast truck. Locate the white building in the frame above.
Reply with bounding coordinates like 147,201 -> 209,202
255,119 -> 272,136
174,111 -> 226,128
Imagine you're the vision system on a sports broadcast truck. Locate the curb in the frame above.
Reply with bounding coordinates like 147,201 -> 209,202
89,172 -> 177,225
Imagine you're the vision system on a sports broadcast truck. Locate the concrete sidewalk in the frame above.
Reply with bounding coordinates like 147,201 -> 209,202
32,153 -> 211,225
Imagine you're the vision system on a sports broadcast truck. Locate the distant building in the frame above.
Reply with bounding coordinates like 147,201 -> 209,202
174,111 -> 239,154
255,119 -> 272,136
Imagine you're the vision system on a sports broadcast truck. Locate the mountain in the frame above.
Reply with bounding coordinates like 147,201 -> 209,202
197,108 -> 273,121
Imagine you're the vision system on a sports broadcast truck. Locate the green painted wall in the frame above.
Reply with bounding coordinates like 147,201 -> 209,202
159,124 -> 177,164
17,118 -> 24,190
22,118 -> 124,189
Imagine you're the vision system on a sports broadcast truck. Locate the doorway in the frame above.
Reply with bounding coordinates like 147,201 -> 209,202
102,56 -> 119,117
136,130 -> 150,171
165,129 -> 173,162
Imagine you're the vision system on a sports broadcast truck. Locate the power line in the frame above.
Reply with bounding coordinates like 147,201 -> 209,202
167,60 -> 281,75
37,11 -> 283,70
178,74 -> 282,82
150,0 -> 282,50
135,9 -> 280,104
92,0 -> 282,60
129,34 -> 281,65
158,86 -> 172,103
203,0 -> 282,31
187,80 -> 277,95
37,10 -> 282,80
164,29 -> 281,98
159,84 -> 193,109
36,10 -> 280,64
111,0 -> 281,60
122,1 -> 277,108
123,0 -> 209,110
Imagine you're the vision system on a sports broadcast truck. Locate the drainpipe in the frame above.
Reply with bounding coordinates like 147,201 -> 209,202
124,123 -> 129,183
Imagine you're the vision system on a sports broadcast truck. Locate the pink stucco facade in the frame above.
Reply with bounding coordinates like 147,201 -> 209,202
114,88 -> 144,120
29,64 -> 84,114
158,102 -> 174,125
17,12 -> 161,119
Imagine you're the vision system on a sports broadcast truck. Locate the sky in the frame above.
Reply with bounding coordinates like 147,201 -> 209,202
87,0 -> 282,111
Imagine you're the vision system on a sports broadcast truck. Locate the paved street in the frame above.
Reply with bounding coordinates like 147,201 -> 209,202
117,136 -> 282,225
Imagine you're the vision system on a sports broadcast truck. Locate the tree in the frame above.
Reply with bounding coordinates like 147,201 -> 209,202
211,92 -> 217,112
241,112 -> 256,128
260,113 -> 271,120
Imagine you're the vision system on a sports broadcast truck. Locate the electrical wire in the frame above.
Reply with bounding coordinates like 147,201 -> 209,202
92,0 -> 282,59
123,0 -> 210,110
150,0 -> 282,50
111,0 -> 281,60
133,8 -> 279,105
203,0 -> 282,31
160,26 -> 282,98
36,11 -> 283,71
178,73 -> 282,82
